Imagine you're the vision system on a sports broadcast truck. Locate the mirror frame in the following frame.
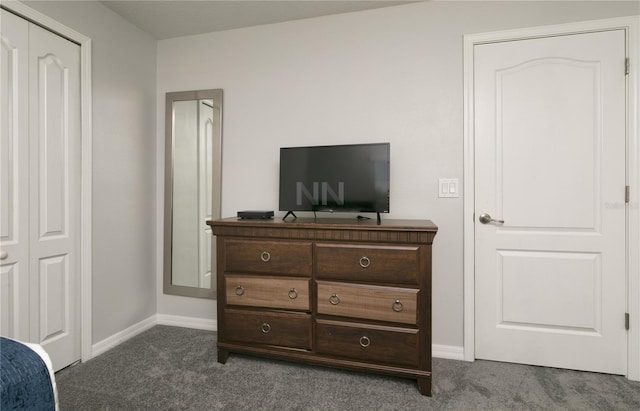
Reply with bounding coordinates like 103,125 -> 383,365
163,89 -> 222,299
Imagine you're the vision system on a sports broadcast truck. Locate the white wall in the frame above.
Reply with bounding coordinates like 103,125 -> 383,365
157,1 -> 639,348
25,1 -> 158,344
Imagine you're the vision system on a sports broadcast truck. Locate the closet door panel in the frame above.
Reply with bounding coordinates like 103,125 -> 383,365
28,21 -> 81,371
38,54 -> 67,237
0,9 -> 30,341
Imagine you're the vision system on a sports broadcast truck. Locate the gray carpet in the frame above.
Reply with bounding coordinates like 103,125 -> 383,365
55,326 -> 640,410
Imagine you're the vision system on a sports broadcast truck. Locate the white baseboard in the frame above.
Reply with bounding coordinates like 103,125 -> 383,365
433,344 -> 465,361
91,314 -> 462,364
91,315 -> 157,358
156,314 -> 217,331
90,314 -> 216,360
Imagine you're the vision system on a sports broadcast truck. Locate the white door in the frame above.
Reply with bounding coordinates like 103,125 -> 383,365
474,29 -> 627,374
0,8 -> 30,342
0,9 -> 81,371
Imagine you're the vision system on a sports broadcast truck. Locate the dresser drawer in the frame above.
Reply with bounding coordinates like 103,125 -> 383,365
315,244 -> 420,284
316,319 -> 419,367
224,309 -> 312,349
317,281 -> 418,325
225,275 -> 310,311
224,239 -> 312,275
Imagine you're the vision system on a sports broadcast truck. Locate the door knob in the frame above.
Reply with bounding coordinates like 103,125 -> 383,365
0,250 -> 7,260
479,213 -> 504,224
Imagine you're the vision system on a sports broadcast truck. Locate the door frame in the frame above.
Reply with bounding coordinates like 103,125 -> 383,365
2,1 -> 93,364
463,16 -> 640,380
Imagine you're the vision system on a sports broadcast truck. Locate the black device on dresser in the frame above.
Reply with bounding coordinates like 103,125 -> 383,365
237,210 -> 274,220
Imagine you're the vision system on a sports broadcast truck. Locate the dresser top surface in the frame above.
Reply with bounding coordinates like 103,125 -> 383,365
208,217 -> 437,232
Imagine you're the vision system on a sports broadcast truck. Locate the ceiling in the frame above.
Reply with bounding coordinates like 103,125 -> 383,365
100,1 -> 418,40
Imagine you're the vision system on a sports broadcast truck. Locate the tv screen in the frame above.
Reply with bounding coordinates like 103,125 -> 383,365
279,143 -> 390,214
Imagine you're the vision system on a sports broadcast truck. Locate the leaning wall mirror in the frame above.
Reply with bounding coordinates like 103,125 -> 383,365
164,89 -> 222,298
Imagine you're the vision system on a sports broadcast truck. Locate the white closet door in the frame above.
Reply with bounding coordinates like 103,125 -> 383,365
0,9 -> 81,371
0,10 -> 30,341
28,17 -> 81,371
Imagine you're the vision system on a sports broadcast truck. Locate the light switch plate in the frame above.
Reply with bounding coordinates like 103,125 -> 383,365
439,178 -> 459,198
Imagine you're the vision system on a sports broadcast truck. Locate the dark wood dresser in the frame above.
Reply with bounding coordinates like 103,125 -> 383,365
207,217 -> 438,396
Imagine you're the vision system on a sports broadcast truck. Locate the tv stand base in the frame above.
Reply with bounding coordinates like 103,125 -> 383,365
356,212 -> 382,224
282,210 -> 297,220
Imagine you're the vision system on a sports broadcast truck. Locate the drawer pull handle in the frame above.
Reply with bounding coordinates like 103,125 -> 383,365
359,336 -> 371,348
288,288 -> 298,299
359,256 -> 371,268
260,251 -> 271,262
392,299 -> 404,312
235,285 -> 245,296
329,293 -> 340,305
261,322 -> 271,333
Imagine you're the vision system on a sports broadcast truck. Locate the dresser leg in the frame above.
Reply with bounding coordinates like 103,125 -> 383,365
417,377 -> 432,396
218,348 -> 229,364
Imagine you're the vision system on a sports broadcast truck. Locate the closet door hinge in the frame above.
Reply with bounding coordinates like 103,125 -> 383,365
626,58 -> 630,75
626,185 -> 630,204
625,313 -> 630,330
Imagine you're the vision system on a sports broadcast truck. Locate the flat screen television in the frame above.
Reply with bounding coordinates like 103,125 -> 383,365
279,143 -> 390,218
